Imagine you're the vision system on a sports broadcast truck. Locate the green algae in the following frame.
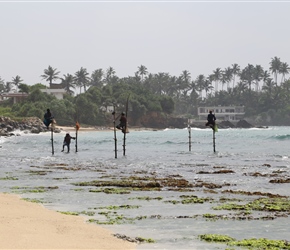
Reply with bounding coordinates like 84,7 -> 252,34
129,196 -> 163,201
228,238 -> 290,249
89,213 -> 135,225
22,198 -> 46,203
72,175 -> 193,191
98,205 -> 140,210
0,176 -> 18,180
213,197 -> 290,213
199,234 -> 235,242
59,211 -> 80,216
11,186 -> 58,193
199,234 -> 290,249
164,195 -> 213,205
135,237 -> 155,243
89,187 -> 131,194
221,189 -> 287,198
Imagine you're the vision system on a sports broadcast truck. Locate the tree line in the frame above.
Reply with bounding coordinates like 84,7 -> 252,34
1,56 -> 290,126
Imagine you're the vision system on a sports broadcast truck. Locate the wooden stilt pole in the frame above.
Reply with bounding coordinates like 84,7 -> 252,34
188,124 -> 191,152
51,125 -> 54,156
213,129 -> 216,153
123,95 -> 130,156
113,106 -> 117,159
75,127 -> 78,153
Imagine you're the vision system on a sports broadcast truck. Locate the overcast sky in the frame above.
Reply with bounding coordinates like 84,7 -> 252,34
1,1 -> 290,86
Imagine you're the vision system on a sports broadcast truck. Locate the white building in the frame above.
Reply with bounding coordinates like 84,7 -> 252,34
40,88 -> 66,100
197,106 -> 245,121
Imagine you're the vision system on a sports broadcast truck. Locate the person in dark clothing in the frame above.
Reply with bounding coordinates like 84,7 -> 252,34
43,109 -> 54,129
205,110 -> 216,128
116,112 -> 127,133
61,133 -> 76,153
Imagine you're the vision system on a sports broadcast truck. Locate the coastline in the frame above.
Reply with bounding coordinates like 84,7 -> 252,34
0,193 -> 136,249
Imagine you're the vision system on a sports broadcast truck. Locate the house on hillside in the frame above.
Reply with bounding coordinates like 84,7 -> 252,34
0,92 -> 29,104
40,83 -> 66,100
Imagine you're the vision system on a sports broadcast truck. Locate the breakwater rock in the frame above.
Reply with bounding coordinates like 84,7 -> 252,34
0,116 -> 61,137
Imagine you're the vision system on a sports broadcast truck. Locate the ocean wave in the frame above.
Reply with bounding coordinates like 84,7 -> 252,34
271,134 -> 290,140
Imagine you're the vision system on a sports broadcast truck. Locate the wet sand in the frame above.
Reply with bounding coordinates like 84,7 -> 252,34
0,193 -> 136,249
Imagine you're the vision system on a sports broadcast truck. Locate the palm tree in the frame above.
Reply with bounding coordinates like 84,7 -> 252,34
223,67 -> 233,90
4,82 -> 12,92
178,70 -> 191,96
41,65 -> 60,88
105,66 -> 116,85
261,70 -> 271,87
91,69 -> 104,88
262,78 -> 275,97
208,74 -> 215,95
220,73 -> 227,91
189,80 -> 198,98
137,65 -> 148,82
166,76 -> 178,97
235,81 -> 247,95
253,65 -> 264,92
75,67 -> 90,93
269,56 -> 281,85
154,72 -> 170,95
231,63 -> 240,89
279,62 -> 290,84
240,64 -> 255,92
61,74 -> 75,95
195,74 -> 206,97
11,75 -> 23,91
204,79 -> 213,98
212,68 -> 222,93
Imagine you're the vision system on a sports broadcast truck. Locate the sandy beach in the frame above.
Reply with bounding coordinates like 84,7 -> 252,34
0,193 -> 136,249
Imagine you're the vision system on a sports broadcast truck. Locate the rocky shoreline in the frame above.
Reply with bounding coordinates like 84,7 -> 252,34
0,116 -> 61,137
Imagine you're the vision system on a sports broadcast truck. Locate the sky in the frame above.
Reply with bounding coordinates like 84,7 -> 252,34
1,0 -> 290,87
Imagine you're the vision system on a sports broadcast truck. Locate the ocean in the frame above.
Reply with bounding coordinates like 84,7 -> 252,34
1,127 -> 290,249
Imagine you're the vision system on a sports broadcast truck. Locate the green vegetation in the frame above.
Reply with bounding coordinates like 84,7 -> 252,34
97,205 -> 140,210
89,188 -> 131,194
59,211 -> 80,216
129,196 -> 163,201
213,197 -> 290,212
0,176 -> 18,180
22,198 -> 46,203
135,237 -> 155,243
11,186 -> 58,193
2,57 -> 290,126
199,234 -> 235,242
199,234 -> 290,249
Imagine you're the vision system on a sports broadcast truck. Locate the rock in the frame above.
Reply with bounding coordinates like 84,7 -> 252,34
219,121 -> 235,128
30,127 -> 41,134
6,125 -> 14,132
236,120 -> 253,128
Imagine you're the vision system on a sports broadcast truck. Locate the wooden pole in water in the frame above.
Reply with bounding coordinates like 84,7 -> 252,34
75,125 -> 78,153
51,126 -> 54,155
188,124 -> 191,152
113,106 -> 117,159
123,95 -> 130,156
123,123 -> 126,156
213,129 -> 216,153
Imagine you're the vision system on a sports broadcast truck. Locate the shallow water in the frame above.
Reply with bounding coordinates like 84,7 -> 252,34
1,127 -> 290,249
